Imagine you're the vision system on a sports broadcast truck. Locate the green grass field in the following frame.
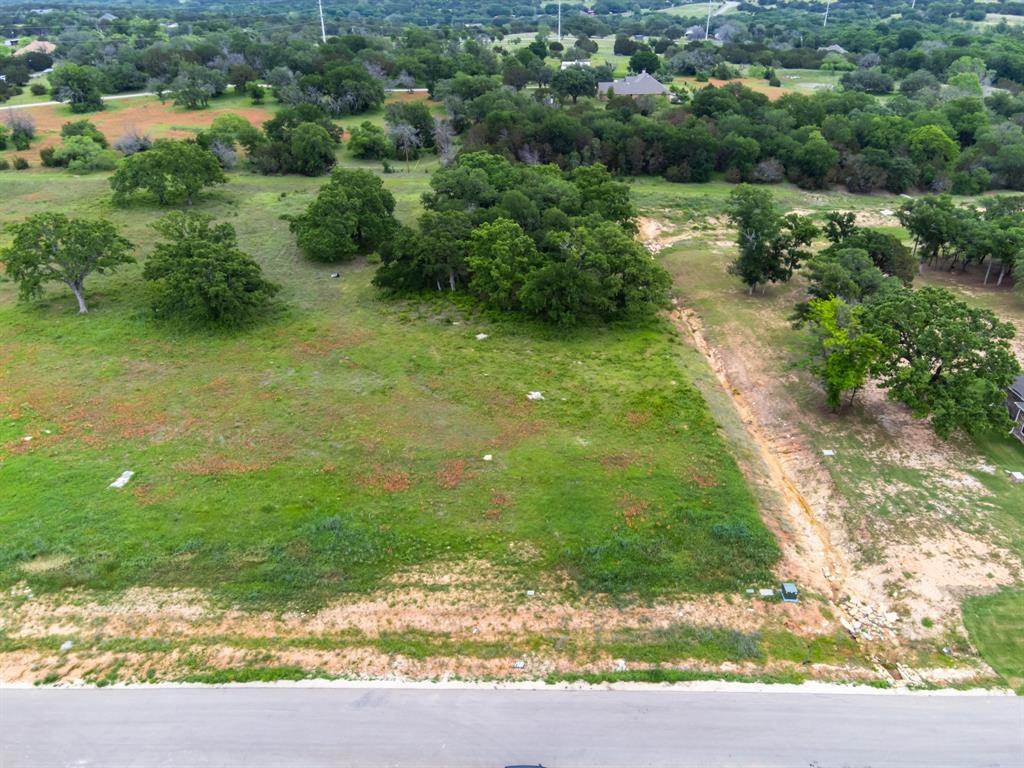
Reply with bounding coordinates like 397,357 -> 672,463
962,588 -> 1024,691
0,162 -> 777,609
2,100 -> 1021,685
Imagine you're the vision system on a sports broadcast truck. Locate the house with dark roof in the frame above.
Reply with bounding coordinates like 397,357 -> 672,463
1008,375 -> 1024,443
597,71 -> 669,98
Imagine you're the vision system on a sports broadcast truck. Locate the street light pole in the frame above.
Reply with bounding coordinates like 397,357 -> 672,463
317,0 -> 327,43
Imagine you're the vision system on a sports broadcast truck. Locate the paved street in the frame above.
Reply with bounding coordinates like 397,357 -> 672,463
1,685 -> 1021,767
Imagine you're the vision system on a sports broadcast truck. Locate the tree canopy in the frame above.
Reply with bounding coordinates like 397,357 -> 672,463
862,287 -> 1020,438
143,212 -> 280,326
289,168 -> 398,261
0,213 -> 133,313
726,185 -> 817,293
110,140 -> 226,206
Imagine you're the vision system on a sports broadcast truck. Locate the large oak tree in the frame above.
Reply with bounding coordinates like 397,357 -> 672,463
0,213 -> 133,313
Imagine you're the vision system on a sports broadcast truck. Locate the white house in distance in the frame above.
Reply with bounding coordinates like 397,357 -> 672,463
559,59 -> 592,70
597,71 -> 670,98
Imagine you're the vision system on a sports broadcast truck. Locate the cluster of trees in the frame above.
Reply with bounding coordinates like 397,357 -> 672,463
5,0 -> 1024,106
223,106 -> 342,176
899,195 -> 1024,285
801,287 -> 1019,439
452,71 -> 1024,193
0,211 -> 278,325
110,140 -> 225,206
724,187 -> 917,298
0,50 -> 52,103
282,153 -> 670,325
287,169 -> 398,261
374,152 -> 671,325
716,188 -> 1023,438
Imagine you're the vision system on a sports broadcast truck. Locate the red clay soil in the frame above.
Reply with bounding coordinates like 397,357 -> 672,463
679,77 -> 788,101
4,100 -> 270,161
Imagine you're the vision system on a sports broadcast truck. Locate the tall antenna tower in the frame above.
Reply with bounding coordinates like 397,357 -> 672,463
823,0 -> 831,27
705,1 -> 714,41
317,0 -> 327,43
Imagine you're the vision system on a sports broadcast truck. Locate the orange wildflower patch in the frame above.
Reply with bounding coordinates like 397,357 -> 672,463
435,459 -> 471,489
357,465 -> 412,493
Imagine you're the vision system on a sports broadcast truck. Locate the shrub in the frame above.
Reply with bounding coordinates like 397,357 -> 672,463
14,157 -> 28,170
50,135 -> 120,172
30,83 -> 47,96
0,159 -> 9,171
751,158 -> 785,184
112,128 -> 152,156
5,111 -> 35,150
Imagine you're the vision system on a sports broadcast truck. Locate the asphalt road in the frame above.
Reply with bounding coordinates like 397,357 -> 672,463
1,686 -> 1021,767
4,87 -> 428,111
3,91 -> 154,110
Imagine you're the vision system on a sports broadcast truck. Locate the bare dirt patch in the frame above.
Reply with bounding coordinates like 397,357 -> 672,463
0,562 -> 874,685
638,216 -> 691,253
6,100 -> 270,162
176,456 -> 272,476
19,554 -> 72,574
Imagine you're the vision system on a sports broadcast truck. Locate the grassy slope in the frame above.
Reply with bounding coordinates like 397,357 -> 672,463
962,587 -> 1024,692
0,159 -> 776,608
629,176 -> 1024,681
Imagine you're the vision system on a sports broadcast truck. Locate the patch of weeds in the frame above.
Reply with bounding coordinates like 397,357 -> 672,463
34,671 -> 60,686
547,668 -> 807,686
178,666 -> 333,684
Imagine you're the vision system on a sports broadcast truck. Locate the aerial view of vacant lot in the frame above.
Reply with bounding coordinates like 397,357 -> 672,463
1,1 -> 1022,699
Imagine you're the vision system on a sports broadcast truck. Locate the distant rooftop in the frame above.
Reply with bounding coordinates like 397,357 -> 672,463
598,71 -> 669,97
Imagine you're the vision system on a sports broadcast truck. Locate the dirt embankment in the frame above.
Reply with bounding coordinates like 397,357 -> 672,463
651,212 -> 1018,673
1,563 -> 860,685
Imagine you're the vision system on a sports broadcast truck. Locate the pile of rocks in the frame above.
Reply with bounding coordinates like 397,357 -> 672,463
839,599 -> 900,641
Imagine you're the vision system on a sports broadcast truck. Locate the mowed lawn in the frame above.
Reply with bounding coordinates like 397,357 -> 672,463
962,587 -> 1024,692
0,165 -> 778,608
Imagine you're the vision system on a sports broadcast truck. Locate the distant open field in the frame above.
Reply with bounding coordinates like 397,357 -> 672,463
660,2 -> 739,19
0,91 -> 437,167
979,12 -> 1024,26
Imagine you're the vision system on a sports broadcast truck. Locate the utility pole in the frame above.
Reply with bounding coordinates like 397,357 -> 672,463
823,0 -> 831,27
557,0 -> 562,41
705,0 -> 714,41
317,0 -> 326,43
